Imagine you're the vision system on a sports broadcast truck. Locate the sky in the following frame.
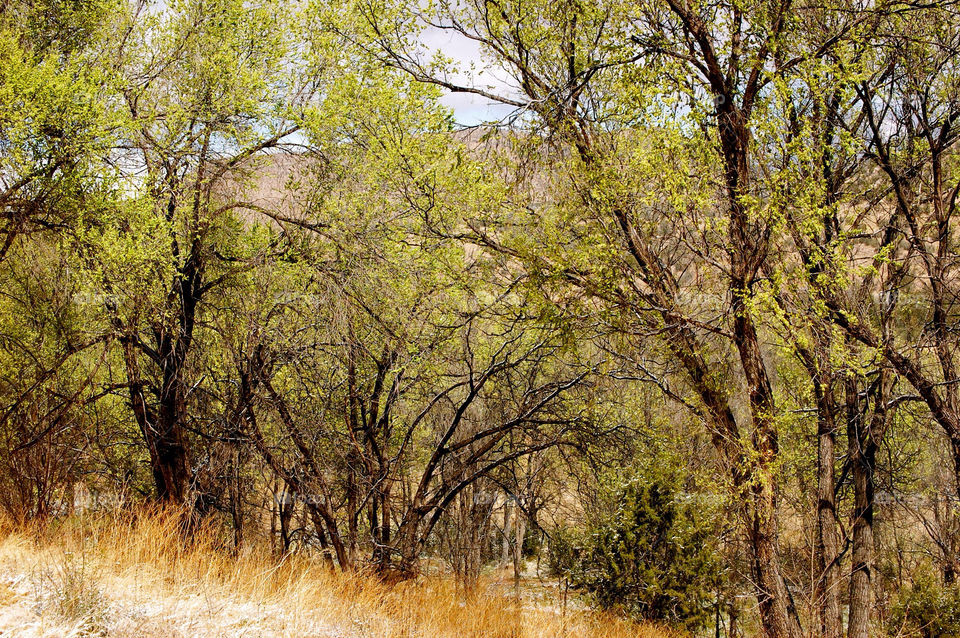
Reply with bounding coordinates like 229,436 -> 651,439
417,26 -> 520,126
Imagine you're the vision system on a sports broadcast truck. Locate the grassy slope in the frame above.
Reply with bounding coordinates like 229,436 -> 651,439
0,510 -> 677,638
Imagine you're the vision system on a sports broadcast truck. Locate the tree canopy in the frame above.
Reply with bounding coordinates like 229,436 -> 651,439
2,0 -> 960,636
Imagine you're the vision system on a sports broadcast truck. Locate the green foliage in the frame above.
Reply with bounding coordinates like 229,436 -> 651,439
1,0 -> 960,634
2,0 -> 116,54
549,475 -> 720,630
0,26 -> 115,232
888,568 -> 960,638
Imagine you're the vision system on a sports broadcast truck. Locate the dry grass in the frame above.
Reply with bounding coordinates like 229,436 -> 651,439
0,509 -> 678,638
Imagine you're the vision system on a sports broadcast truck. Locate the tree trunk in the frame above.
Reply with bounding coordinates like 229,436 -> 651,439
346,465 -> 358,563
154,373 -> 192,504
815,385 -> 842,638
946,437 -> 960,582
382,515 -> 421,581
229,441 -> 243,550
846,376 -> 879,638
513,507 -> 526,590
749,478 -> 801,638
307,503 -> 346,568
279,490 -> 293,555
122,341 -> 192,506
732,302 -> 802,638
718,72 -> 801,635
502,499 -> 513,565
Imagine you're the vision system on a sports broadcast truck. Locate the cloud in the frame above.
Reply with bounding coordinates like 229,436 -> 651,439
418,26 -> 522,126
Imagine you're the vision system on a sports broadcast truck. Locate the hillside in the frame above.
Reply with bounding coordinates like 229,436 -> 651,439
0,511 -> 674,638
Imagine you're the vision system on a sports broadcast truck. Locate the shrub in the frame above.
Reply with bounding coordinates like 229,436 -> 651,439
548,477 -> 720,631
35,552 -> 109,636
888,567 -> 960,637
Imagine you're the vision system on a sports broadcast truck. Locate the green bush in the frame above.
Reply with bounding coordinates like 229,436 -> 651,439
888,568 -> 960,637
548,477 -> 720,630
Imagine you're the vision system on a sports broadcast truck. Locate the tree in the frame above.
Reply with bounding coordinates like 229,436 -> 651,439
348,0 -> 885,633
553,476 -> 721,630
228,164 -> 595,574
72,0 -> 318,506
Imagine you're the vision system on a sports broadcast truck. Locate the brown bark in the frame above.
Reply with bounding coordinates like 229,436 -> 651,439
723,90 -> 802,638
239,360 -> 351,568
502,500 -> 513,565
278,487 -> 294,555
121,339 -> 193,505
733,307 -> 799,638
814,379 -> 842,638
845,373 -> 883,638
229,441 -> 243,550
947,437 -> 960,582
788,333 -> 842,638
154,371 -> 193,504
816,437 -> 842,636
512,500 -> 526,590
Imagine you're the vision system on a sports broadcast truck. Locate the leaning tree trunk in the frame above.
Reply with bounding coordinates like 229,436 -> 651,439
732,282 -> 802,638
719,69 -> 802,635
748,473 -> 801,638
386,516 -> 422,582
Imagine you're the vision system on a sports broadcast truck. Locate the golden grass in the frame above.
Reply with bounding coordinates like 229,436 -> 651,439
0,508 -> 679,638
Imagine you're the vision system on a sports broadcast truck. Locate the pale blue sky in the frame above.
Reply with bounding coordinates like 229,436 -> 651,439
419,26 -> 519,126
